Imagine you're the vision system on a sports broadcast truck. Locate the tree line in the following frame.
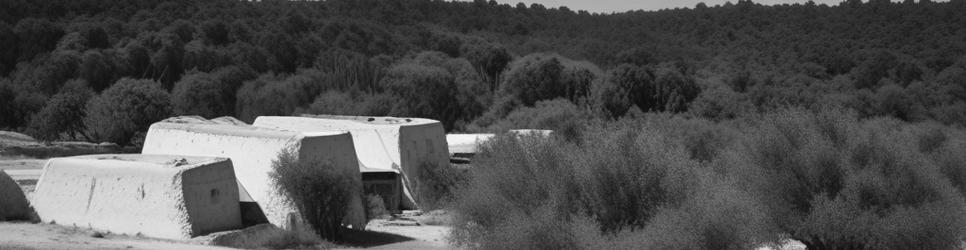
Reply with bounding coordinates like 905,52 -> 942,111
0,0 -> 964,145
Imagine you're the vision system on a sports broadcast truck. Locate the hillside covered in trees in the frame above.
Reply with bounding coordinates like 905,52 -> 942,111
1,0 -> 966,145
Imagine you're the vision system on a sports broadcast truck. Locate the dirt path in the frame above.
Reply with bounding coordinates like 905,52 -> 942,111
0,222 -> 233,250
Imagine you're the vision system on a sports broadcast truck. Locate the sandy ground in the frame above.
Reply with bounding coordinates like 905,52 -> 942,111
0,222 -> 236,250
0,216 -> 450,250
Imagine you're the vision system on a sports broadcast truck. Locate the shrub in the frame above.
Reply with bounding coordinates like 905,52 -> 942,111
721,108 -> 966,249
365,194 -> 388,220
84,78 -> 171,145
413,162 -> 468,211
453,107 -> 966,249
488,99 -> 588,132
269,150 -> 357,241
450,126 -> 773,249
689,83 -> 754,121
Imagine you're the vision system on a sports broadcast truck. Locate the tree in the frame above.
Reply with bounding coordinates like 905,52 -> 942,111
0,80 -> 18,128
592,64 -> 654,117
200,19 -> 229,46
460,38 -> 512,91
652,64 -> 701,112
79,50 -> 114,91
382,63 -> 460,129
25,80 -> 94,142
171,70 -> 230,118
235,73 -> 316,122
499,54 -> 566,106
297,90 -> 360,116
13,18 -> 63,61
84,78 -> 172,145
0,22 -> 18,75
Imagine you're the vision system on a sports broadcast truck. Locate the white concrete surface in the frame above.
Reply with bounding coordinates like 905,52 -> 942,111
0,170 -> 31,220
446,134 -> 495,155
446,130 -> 552,155
253,115 -> 450,210
31,154 -> 242,239
141,117 -> 366,230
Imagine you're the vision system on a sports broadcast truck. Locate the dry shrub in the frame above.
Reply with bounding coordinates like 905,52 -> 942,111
723,108 -> 966,249
450,126 -> 773,249
413,162 -> 468,211
451,107 -> 966,250
365,194 -> 388,220
269,150 -> 356,241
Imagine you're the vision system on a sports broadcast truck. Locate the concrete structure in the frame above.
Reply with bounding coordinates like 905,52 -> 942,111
0,170 -> 31,221
253,115 -> 450,211
446,134 -> 495,157
141,116 -> 366,230
446,130 -> 553,157
31,154 -> 241,239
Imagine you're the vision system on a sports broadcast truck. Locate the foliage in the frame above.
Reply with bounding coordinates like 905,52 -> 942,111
269,149 -> 357,241
382,63 -> 460,129
452,108 -> 966,249
1,0 -> 966,134
25,80 -> 94,142
83,78 -> 171,145
487,98 -> 589,135
413,162 -> 468,211
718,109 -> 966,249
450,125 -> 775,249
171,70 -> 230,118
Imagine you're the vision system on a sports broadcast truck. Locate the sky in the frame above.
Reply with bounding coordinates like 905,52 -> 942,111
487,0 -> 846,13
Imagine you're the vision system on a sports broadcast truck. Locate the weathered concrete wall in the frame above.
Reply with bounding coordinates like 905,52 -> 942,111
0,170 -> 31,221
141,117 -> 366,230
31,154 -> 241,239
252,115 -> 450,210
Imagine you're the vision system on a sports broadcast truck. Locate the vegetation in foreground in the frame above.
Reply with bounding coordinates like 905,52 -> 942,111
450,108 -> 966,250
269,150 -> 358,242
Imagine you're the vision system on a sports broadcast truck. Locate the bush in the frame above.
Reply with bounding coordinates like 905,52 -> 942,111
720,108 -> 966,249
450,126 -> 773,249
453,107 -> 966,249
84,78 -> 172,145
365,194 -> 389,220
487,98 -> 589,140
269,150 -> 356,241
413,162 -> 468,211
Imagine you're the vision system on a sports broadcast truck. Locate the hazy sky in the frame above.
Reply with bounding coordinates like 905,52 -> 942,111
490,0 -> 845,13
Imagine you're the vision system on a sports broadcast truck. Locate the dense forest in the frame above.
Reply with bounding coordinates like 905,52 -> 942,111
0,0 -> 965,145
